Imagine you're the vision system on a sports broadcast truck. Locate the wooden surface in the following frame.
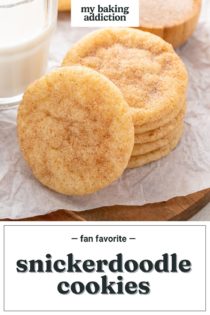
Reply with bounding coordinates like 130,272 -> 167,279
7,188 -> 210,221
138,0 -> 202,48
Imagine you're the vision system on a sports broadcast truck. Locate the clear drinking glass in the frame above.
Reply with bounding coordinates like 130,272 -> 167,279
0,0 -> 58,109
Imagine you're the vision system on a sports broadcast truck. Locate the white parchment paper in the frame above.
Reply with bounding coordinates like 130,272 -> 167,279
0,2 -> 210,219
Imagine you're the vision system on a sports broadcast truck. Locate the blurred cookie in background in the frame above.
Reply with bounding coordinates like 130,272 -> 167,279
58,0 -> 71,12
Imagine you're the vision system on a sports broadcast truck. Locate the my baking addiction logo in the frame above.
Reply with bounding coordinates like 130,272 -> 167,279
80,4 -> 130,22
71,0 -> 140,27
16,249 -> 192,295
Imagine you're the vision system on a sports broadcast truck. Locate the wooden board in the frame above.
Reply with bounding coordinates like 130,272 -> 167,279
6,189 -> 210,221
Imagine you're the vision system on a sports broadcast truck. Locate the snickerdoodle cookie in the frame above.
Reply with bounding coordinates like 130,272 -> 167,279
58,0 -> 71,11
17,66 -> 134,195
132,123 -> 183,156
134,107 -> 185,144
62,28 -> 188,126
134,99 -> 185,134
128,124 -> 184,169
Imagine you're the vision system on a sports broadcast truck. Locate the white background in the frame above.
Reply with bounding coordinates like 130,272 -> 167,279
71,0 -> 140,27
0,222 -> 207,314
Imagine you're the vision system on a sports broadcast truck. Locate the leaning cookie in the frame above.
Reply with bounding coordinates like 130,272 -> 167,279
17,66 -> 134,196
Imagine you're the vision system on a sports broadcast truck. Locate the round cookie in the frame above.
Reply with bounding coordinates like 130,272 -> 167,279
138,0 -> 201,48
58,0 -> 71,11
132,123 -> 182,156
128,124 -> 184,169
62,28 -> 188,125
134,100 -> 185,134
17,66 -> 134,196
134,107 -> 185,144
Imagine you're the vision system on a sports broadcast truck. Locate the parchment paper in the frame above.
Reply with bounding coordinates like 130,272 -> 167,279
0,2 -> 210,219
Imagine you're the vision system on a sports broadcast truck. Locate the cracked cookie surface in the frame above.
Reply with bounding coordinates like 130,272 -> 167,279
62,28 -> 188,125
17,66 -> 134,195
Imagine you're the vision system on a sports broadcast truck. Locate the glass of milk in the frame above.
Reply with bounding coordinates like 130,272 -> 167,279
0,0 -> 58,109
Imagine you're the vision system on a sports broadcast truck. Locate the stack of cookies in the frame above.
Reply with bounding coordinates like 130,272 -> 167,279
17,28 -> 188,196
62,28 -> 188,170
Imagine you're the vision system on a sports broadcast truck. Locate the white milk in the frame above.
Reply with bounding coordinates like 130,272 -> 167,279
0,0 -> 57,107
